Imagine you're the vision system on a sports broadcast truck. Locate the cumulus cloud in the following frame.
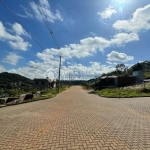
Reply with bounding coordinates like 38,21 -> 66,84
107,51 -> 134,62
0,21 -> 31,51
36,51 -> 54,62
2,52 -> 23,65
37,37 -> 111,59
12,23 -> 26,36
8,38 -> 31,51
30,0 -> 63,23
113,4 -> 150,33
111,33 -> 139,46
97,5 -> 117,19
36,32 -> 139,60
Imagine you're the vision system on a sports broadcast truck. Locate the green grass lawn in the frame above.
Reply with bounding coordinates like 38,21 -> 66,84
95,87 -> 150,98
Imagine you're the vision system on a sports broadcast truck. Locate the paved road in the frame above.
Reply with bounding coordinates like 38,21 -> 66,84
0,86 -> 150,150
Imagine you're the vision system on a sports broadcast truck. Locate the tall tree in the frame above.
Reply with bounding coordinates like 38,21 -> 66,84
116,64 -> 126,72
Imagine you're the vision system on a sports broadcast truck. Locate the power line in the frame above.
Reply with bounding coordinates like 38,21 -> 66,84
34,0 -> 60,50
0,0 -> 44,50
34,0 -> 62,92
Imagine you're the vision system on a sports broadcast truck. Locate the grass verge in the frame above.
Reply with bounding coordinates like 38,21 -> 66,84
0,85 -> 70,108
95,87 -> 150,98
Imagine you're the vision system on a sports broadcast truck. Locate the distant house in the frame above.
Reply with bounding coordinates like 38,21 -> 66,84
100,76 -> 118,87
33,78 -> 56,89
117,76 -> 136,87
99,76 -> 136,87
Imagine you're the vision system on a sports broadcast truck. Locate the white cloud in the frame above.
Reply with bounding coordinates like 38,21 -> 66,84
8,38 -> 31,51
12,23 -> 26,36
0,22 -> 17,41
0,21 -> 31,51
6,58 -> 59,79
97,5 -> 117,19
2,52 -> 23,65
111,33 -> 139,46
37,37 -> 110,59
37,32 -> 139,60
113,4 -> 150,33
36,51 -> 54,62
35,25 -> 139,61
30,0 -> 63,23
107,51 -> 134,62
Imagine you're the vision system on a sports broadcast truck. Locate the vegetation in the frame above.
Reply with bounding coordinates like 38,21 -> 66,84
101,61 -> 150,78
82,82 -> 95,90
0,84 -> 70,107
0,72 -> 33,86
0,72 -> 33,97
95,86 -> 150,98
0,72 -> 70,107
82,60 -> 150,98
28,85 -> 69,101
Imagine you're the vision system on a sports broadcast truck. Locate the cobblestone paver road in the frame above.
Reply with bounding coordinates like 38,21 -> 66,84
1,86 -> 150,150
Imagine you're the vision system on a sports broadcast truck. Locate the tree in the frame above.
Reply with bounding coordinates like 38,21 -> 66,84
132,63 -> 143,71
116,64 -> 126,72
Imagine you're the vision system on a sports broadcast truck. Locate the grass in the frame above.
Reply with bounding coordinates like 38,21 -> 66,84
81,84 -> 94,90
32,88 -> 58,101
95,87 -> 150,98
0,85 -> 69,107
25,85 -> 69,102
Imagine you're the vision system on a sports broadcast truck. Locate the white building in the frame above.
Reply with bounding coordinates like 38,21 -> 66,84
132,70 -> 144,83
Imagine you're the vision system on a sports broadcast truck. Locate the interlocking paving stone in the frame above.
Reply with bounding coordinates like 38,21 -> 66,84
0,86 -> 150,150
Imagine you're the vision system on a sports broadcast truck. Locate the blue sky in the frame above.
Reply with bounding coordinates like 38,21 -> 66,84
0,0 -> 150,80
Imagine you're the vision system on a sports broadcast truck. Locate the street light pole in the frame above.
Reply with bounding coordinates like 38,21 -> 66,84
58,55 -> 61,93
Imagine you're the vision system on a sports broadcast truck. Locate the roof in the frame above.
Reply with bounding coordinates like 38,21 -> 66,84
144,79 -> 150,82
34,78 -> 56,83
100,76 -> 118,79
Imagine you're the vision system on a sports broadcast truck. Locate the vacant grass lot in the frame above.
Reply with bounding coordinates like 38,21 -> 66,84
95,87 -> 150,98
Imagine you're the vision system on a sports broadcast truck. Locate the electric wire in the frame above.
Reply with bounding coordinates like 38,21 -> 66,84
34,0 -> 60,50
0,0 -> 44,50
35,0 -> 60,49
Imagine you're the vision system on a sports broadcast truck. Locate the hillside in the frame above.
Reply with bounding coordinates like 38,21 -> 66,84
136,60 -> 150,78
0,72 -> 33,89
127,60 -> 150,78
100,60 -> 150,79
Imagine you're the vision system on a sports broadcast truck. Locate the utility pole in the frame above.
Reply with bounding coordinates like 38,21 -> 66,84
58,55 -> 61,93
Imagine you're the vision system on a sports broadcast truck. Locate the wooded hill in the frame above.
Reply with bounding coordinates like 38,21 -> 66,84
0,72 -> 33,89
139,60 -> 150,78
101,60 -> 150,79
